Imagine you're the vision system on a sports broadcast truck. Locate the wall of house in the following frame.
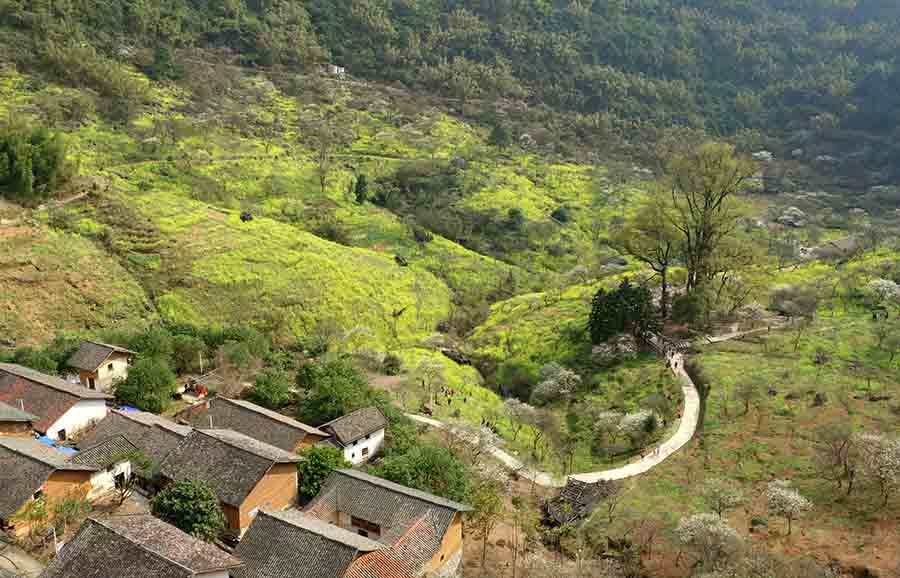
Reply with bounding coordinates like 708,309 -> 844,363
45,399 -> 108,440
424,513 -> 464,575
79,354 -> 130,392
87,460 -> 132,499
294,433 -> 328,452
237,463 -> 298,531
222,503 -> 241,533
342,428 -> 384,465
0,421 -> 33,436
4,470 -> 96,538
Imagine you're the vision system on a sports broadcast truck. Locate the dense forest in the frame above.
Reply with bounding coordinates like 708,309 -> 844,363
2,0 -> 900,181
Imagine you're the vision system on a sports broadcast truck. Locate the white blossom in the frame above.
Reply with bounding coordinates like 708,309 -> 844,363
864,279 -> 900,307
676,513 -> 742,567
766,480 -> 811,534
855,433 -> 900,504
617,410 -> 656,437
531,364 -> 581,405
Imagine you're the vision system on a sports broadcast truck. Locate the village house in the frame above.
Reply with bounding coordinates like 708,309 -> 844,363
235,469 -> 470,578
40,514 -> 244,578
159,429 -> 302,535
0,437 -> 98,537
77,409 -> 192,465
0,400 -> 37,437
66,341 -> 135,392
318,407 -> 386,465
232,510 -> 384,578
69,435 -> 138,499
180,397 -> 329,452
0,363 -> 110,441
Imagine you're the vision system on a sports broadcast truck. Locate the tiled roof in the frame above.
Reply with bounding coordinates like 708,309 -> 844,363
304,470 -> 467,550
0,438 -> 95,519
234,511 -> 371,578
76,410 -> 190,464
66,341 -> 135,372
100,515 -> 242,573
344,509 -> 450,578
160,430 -> 300,507
0,400 -> 37,422
545,478 -> 615,525
40,516 -> 241,578
186,397 -> 326,451
0,363 -> 111,433
70,435 -> 138,469
322,408 -> 387,446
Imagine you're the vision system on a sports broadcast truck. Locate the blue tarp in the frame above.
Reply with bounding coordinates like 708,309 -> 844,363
37,436 -> 78,456
117,405 -> 140,413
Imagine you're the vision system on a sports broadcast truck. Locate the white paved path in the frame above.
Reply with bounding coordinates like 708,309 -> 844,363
407,340 -> 702,488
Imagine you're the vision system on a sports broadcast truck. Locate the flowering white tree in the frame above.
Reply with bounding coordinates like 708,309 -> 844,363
701,479 -> 745,518
864,279 -> 900,311
530,364 -> 581,406
617,410 -> 657,445
766,480 -> 811,535
504,398 -> 535,442
856,433 -> 900,506
676,513 -> 743,569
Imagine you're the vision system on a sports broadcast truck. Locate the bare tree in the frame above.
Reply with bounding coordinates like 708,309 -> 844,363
297,107 -> 356,195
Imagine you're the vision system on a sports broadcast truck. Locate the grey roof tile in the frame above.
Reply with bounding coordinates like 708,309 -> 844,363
66,341 -> 134,372
70,435 -> 139,469
76,410 -> 189,464
39,516 -> 240,578
322,408 -> 387,446
233,511 -> 367,578
0,400 -> 37,422
160,430 -> 299,507
185,397 -> 326,452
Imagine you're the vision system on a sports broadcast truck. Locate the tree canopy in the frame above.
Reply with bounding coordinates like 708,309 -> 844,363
150,480 -> 226,542
588,279 -> 659,344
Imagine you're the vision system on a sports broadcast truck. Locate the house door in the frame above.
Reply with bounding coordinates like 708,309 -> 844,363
88,377 -> 96,389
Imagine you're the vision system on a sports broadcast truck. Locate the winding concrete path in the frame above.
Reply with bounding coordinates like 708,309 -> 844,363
407,338 -> 701,488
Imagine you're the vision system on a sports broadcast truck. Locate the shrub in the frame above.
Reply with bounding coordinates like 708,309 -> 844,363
382,353 -> 403,376
113,358 -> 177,413
297,446 -> 350,503
150,480 -> 226,542
496,359 -> 539,401
373,444 -> 471,503
0,126 -> 73,203
246,370 -> 293,410
550,206 -> 570,223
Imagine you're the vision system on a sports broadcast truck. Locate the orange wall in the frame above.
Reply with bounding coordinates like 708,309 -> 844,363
236,463 -> 298,530
7,470 -> 93,537
0,421 -> 32,436
295,433 -> 328,452
425,513 -> 464,572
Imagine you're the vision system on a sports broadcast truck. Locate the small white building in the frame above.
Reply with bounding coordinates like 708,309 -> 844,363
67,341 -> 136,392
319,407 -> 387,465
69,435 -> 137,499
0,363 -> 110,441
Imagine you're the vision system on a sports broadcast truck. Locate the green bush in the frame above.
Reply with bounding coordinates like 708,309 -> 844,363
297,446 -> 350,503
295,360 -> 370,424
0,126 -> 73,203
373,444 -> 471,503
113,357 -> 177,413
150,480 -> 226,542
246,370 -> 293,410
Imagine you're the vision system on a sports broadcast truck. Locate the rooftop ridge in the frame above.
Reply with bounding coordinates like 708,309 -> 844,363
0,363 -> 111,399
333,469 -> 471,512
264,510 -> 383,552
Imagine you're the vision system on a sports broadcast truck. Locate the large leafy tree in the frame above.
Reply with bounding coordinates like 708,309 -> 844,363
611,195 -> 679,318
113,357 -> 177,413
0,126 -> 72,203
588,279 -> 659,344
296,446 -> 350,503
373,444 -> 471,503
150,480 -> 226,542
295,359 -> 370,424
666,142 -> 755,293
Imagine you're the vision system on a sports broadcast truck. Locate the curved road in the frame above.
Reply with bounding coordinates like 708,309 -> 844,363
408,323 -> 785,488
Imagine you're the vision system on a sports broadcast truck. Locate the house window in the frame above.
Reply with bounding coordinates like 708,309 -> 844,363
362,447 -> 369,457
108,363 -> 114,372
352,440 -> 357,446
33,489 -> 44,501
351,516 -> 380,535
88,378 -> 96,389
351,453 -> 355,459
58,429 -> 67,441
358,529 -> 369,537
365,434 -> 370,440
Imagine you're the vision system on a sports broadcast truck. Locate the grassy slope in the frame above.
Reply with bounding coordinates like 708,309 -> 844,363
0,226 -> 156,345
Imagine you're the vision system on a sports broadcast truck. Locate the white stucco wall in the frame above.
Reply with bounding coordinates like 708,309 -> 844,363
343,428 -> 385,465
45,399 -> 108,440
95,355 -> 130,392
88,461 -> 132,498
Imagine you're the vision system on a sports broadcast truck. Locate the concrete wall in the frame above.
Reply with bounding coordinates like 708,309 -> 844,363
45,399 -> 108,441
87,460 -> 132,499
78,353 -> 130,392
342,428 -> 385,465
